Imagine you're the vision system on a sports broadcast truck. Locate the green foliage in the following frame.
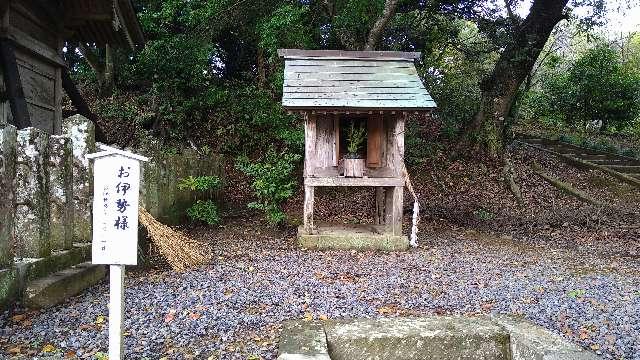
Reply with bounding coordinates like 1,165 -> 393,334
186,200 -> 221,225
236,148 -> 301,225
474,208 -> 495,221
258,4 -> 313,61
178,176 -> 222,191
345,122 -> 367,156
421,20 -> 498,137
525,43 -> 640,132
177,175 -> 222,225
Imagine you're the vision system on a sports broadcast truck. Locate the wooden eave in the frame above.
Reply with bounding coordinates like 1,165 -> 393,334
62,0 -> 144,50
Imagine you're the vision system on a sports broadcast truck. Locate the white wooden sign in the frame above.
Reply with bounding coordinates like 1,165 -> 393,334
87,145 -> 148,360
88,146 -> 148,265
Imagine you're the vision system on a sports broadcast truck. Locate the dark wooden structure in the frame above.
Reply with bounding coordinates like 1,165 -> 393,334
278,49 -> 436,248
0,0 -> 144,134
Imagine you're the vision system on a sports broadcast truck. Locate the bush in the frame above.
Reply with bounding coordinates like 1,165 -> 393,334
186,200 -> 221,225
527,44 -> 640,132
177,176 -> 222,192
236,148 -> 302,225
177,175 -> 222,225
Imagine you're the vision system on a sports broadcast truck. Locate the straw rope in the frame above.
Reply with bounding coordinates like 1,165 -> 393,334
138,206 -> 212,271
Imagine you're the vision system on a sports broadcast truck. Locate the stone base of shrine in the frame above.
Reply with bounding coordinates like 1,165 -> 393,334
297,223 -> 408,251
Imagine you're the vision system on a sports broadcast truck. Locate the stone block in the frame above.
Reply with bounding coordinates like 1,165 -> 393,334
0,268 -> 18,311
298,224 -> 409,251
49,135 -> 74,250
278,321 -> 331,360
493,315 -> 600,360
63,115 -> 95,242
324,317 -> 511,360
0,125 -> 17,267
15,127 -> 50,258
24,262 -> 106,308
15,243 -> 92,284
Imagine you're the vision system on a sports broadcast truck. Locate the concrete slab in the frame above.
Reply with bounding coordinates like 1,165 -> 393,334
24,262 -> 106,309
298,224 -> 409,251
325,317 -> 510,360
279,317 -> 602,360
278,321 -> 331,360
493,315 -> 599,360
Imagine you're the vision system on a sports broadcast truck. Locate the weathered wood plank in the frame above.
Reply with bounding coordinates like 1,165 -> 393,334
385,186 -> 403,235
278,49 -> 421,60
0,38 -> 31,129
284,92 -> 433,101
303,185 -> 314,233
284,98 -> 437,109
286,62 -> 413,70
286,72 -> 419,82
284,86 -> 428,94
375,187 -> 386,225
285,66 -> 416,75
315,115 -> 336,168
304,114 -> 317,176
284,79 -> 423,88
304,177 -> 404,187
367,114 -> 383,168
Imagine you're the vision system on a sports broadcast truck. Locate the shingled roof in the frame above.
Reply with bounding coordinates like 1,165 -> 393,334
278,49 -> 437,111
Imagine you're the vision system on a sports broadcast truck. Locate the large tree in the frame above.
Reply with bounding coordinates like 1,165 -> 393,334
460,0 -> 571,158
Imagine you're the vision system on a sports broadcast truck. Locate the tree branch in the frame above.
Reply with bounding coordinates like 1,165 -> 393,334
504,0 -> 517,26
364,0 -> 400,51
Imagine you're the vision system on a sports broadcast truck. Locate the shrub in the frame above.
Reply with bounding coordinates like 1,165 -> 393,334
186,200 -> 221,225
236,148 -> 302,225
177,176 -> 222,192
177,175 -> 222,225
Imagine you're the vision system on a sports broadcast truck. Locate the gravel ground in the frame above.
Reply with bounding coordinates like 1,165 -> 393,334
1,220 -> 639,360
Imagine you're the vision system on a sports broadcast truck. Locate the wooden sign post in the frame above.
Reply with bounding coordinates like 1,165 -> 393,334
87,145 -> 148,360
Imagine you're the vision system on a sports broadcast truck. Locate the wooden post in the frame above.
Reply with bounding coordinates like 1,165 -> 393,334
385,186 -> 403,235
303,185 -> 314,233
374,187 -> 385,225
109,264 -> 125,360
0,39 -> 31,129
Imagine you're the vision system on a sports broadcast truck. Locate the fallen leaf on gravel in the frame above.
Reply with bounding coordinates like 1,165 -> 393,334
165,309 -> 176,323
11,314 -> 26,322
481,303 -> 494,312
64,350 -> 76,358
319,314 -> 329,321
7,347 -> 20,355
95,315 -> 106,325
42,344 -> 56,353
303,312 -> 313,321
579,328 -> 590,340
590,343 -> 600,351
189,312 -> 202,320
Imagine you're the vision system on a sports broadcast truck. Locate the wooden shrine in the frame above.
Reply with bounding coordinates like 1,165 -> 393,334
278,49 -> 437,250
0,0 -> 144,134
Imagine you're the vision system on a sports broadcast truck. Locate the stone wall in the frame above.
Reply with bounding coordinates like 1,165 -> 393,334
0,115 -> 95,309
141,149 -> 224,225
0,116 -> 226,309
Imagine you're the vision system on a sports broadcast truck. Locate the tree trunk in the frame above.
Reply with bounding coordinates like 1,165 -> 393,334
460,0 -> 569,158
103,44 -> 115,96
364,0 -> 399,50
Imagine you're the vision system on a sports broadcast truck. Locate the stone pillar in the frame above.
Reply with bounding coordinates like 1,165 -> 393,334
0,125 -> 17,267
63,115 -> 95,242
49,135 -> 74,250
15,128 -> 51,258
